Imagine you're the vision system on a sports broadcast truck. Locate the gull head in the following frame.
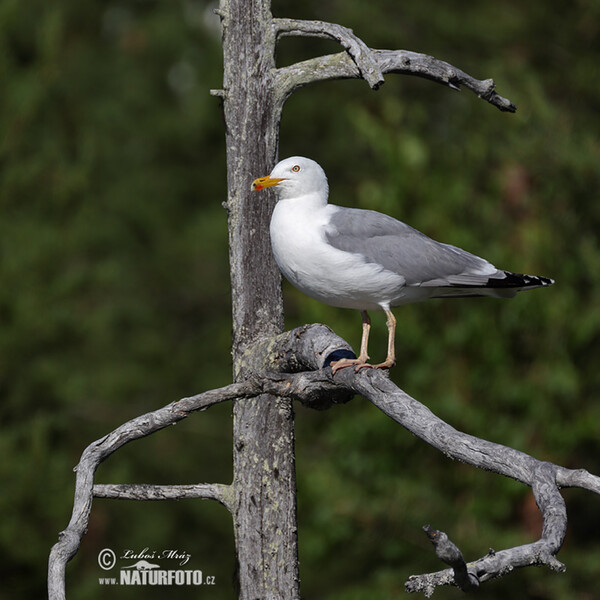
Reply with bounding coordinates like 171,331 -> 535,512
252,156 -> 329,200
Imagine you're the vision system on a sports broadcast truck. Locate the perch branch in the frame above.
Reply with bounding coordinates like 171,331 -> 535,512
48,325 -> 355,600
274,48 -> 515,113
273,18 -> 384,89
243,335 -> 598,595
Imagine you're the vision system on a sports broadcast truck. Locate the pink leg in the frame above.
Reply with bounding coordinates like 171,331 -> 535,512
331,311 -> 371,373
355,309 -> 396,371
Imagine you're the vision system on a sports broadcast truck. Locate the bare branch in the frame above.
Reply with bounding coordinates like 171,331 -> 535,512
405,462 -> 568,596
48,326 -> 355,600
93,483 -> 232,507
334,368 -> 598,592
48,380 -> 258,600
335,369 -> 539,484
258,347 -> 598,595
556,466 -> 600,494
274,49 -> 515,113
274,18 -> 384,89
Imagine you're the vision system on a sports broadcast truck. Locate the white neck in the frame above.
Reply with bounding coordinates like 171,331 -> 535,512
277,190 -> 328,209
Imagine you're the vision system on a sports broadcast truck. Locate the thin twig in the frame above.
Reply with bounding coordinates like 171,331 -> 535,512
421,525 -> 479,593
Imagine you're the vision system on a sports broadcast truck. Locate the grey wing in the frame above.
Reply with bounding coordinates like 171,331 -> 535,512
325,207 -> 504,287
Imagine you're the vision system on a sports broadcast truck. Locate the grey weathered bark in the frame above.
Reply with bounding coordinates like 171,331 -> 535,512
47,325 -> 352,599
220,0 -> 296,595
49,1 -> 599,599
48,324 -> 600,598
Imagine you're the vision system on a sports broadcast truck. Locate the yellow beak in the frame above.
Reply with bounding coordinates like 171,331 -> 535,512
251,176 -> 285,191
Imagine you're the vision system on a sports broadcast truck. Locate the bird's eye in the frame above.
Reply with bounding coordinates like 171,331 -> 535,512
291,165 -> 301,172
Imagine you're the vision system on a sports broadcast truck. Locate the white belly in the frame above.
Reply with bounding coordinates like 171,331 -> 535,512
270,202 -> 420,310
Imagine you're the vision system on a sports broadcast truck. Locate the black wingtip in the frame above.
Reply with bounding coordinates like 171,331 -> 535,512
488,271 -> 555,289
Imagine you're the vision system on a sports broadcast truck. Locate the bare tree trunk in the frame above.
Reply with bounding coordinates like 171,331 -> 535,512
220,0 -> 299,597
217,1 -> 516,597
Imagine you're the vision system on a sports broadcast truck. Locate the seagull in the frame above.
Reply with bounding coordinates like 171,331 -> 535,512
252,156 -> 553,373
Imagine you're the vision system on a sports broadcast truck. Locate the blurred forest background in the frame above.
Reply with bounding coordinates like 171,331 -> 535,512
1,0 -> 599,598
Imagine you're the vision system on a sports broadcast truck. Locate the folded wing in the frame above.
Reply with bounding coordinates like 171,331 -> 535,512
325,207 -> 553,297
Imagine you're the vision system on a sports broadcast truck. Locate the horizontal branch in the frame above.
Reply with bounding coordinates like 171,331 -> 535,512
93,483 -> 232,508
274,48 -> 516,113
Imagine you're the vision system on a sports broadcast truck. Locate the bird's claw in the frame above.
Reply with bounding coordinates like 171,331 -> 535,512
331,357 -> 395,374
330,357 -> 367,374
354,359 -> 396,371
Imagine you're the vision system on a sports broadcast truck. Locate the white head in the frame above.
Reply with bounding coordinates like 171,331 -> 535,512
252,156 -> 329,201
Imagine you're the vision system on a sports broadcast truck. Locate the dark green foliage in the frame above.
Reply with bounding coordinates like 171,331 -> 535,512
1,1 -> 599,599
1,1 -> 232,598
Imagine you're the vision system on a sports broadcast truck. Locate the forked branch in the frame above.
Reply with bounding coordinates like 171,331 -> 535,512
48,325 -> 353,600
323,364 -> 600,595
406,462 -> 568,596
272,18 -> 516,113
47,381 -> 253,600
49,325 -> 599,598
274,18 -> 385,89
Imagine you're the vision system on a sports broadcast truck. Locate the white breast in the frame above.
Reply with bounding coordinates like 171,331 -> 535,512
269,198 -> 410,310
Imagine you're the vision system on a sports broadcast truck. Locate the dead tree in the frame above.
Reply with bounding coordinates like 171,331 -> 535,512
48,1 -> 600,598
